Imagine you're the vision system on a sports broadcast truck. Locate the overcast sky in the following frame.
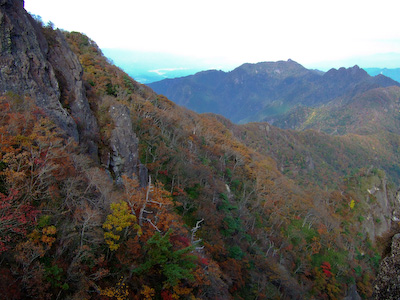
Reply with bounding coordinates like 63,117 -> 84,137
25,0 -> 400,70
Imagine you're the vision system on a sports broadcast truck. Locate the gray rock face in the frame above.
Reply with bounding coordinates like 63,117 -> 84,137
0,0 -> 78,140
363,174 -> 396,241
0,0 -> 99,157
1,0 -> 146,184
373,233 -> 400,299
107,103 -> 146,185
343,284 -> 361,300
46,29 -> 99,157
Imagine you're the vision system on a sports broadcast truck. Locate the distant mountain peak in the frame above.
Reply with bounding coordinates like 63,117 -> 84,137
149,60 -> 400,123
323,65 -> 370,82
327,64 -> 367,74
233,59 -> 309,79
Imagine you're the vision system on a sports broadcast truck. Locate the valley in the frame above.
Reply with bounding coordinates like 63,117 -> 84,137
0,1 -> 399,299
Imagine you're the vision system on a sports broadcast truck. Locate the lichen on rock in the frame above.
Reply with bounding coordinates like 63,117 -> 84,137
373,233 -> 400,299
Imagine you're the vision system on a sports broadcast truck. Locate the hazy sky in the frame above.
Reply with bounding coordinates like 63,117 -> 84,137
25,0 -> 400,70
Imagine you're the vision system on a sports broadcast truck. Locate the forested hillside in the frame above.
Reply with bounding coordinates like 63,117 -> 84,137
0,1 -> 399,299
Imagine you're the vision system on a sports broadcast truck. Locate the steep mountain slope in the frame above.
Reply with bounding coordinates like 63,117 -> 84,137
268,86 -> 400,183
0,0 -> 98,154
273,86 -> 400,135
1,1 -> 399,299
149,60 -> 399,123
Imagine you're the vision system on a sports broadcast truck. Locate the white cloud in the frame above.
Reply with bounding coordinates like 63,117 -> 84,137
25,0 -> 400,68
148,68 -> 188,76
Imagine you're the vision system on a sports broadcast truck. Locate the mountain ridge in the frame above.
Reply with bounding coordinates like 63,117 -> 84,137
149,60 -> 399,124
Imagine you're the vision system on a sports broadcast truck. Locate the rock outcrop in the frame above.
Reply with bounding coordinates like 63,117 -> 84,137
0,0 -> 150,183
343,284 -> 361,300
362,172 -> 397,241
373,233 -> 400,299
0,0 -> 99,158
46,29 -> 99,157
0,0 -> 79,140
107,103 -> 147,186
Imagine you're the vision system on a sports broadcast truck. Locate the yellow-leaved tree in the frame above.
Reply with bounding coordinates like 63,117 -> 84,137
102,201 -> 141,251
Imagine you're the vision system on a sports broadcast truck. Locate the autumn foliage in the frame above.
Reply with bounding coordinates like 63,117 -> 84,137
0,22 -> 391,300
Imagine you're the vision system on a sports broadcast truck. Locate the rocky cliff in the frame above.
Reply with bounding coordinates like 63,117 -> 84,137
361,171 -> 397,240
106,102 -> 147,186
374,233 -> 400,299
0,0 -> 144,182
0,0 -> 79,140
46,28 -> 99,156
